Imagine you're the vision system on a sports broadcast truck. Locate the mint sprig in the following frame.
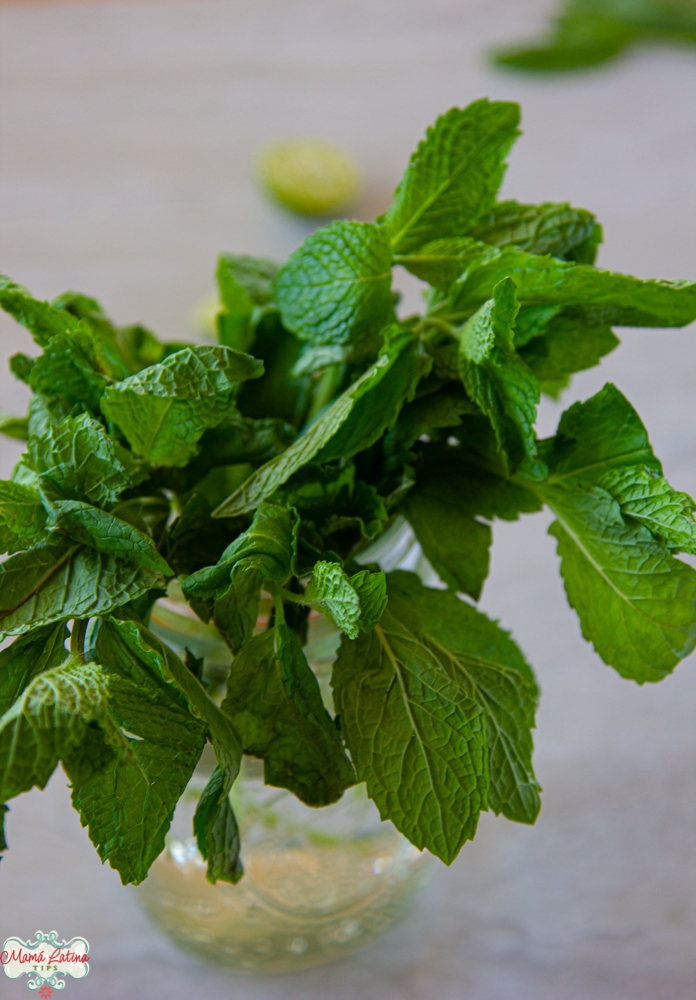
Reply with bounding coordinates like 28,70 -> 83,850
1,98 -> 695,879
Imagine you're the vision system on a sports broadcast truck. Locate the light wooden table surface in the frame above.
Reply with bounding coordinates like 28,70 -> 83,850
1,2 -> 696,997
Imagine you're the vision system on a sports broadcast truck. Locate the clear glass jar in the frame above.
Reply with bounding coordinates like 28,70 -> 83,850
138,525 -> 433,974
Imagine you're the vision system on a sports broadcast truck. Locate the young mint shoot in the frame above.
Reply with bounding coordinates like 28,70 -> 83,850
1,98 -> 696,884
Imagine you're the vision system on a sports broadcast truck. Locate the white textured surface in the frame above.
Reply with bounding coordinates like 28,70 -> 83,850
1,2 -> 696,997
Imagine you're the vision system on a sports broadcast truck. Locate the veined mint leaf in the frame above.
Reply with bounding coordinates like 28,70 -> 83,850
214,328 -> 430,517
67,617 -> 209,885
471,200 -> 601,263
273,221 -> 395,369
387,571 -> 540,823
0,412 -> 29,441
395,237 -> 500,291
0,623 -> 69,717
331,605 -> 488,864
28,412 -> 135,507
46,500 -> 174,576
540,382 -> 659,480
457,278 -> 542,476
598,466 -> 696,554
535,383 -> 696,680
0,657 -> 107,803
29,328 -> 110,414
0,274 -> 83,347
445,248 -> 696,328
0,480 -> 48,554
222,623 -> 355,806
0,541 -> 166,639
518,315 -> 619,398
305,561 -> 387,638
101,346 -> 263,467
542,481 -> 696,682
385,101 -> 521,253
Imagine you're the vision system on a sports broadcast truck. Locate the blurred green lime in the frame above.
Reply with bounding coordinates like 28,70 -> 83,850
258,139 -> 362,217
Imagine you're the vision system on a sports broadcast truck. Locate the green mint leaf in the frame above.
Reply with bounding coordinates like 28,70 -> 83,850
535,383 -> 696,680
148,609 -> 246,885
222,623 -> 355,805
471,200 -> 601,262
387,571 -> 540,823
217,254 -> 278,351
66,617 -> 209,885
0,541 -> 166,639
273,221 -> 395,369
101,346 -> 263,467
28,412 -> 135,507
29,328 -> 110,414
518,314 -> 619,398
457,278 -> 542,476
0,480 -> 48,554
183,503 -> 297,652
385,101 -> 521,253
445,248 -> 696,328
46,500 -> 174,576
305,561 -> 387,638
219,254 -> 279,306
492,10 -> 639,72
331,605 -> 488,864
597,466 -> 696,554
215,329 -> 430,517
403,488 -> 490,599
394,237 -> 500,291
540,382 -> 659,480
235,311 -> 311,427
0,657 -> 108,804
206,564 -> 264,654
542,481 -> 696,683
193,764 -> 243,885
0,274 -> 83,347
0,412 -> 29,441
402,441 -> 541,598
0,624 -> 69,718
51,291 -> 136,380
184,502 -> 297,597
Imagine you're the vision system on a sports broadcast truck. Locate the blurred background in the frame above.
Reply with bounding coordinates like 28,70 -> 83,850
1,1 -> 696,998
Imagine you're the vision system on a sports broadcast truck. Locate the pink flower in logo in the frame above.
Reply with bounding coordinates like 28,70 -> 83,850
38,986 -> 52,999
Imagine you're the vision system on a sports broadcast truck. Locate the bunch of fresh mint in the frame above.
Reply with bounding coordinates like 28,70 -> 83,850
1,99 -> 696,887
493,0 -> 696,71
